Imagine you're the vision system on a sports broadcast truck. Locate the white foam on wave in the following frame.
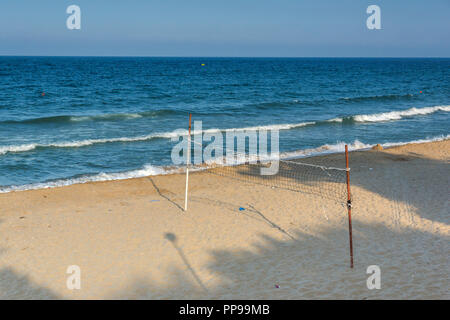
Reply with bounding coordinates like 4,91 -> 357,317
0,144 -> 37,154
203,121 -> 315,134
281,140 -> 373,159
281,134 -> 450,160
379,134 -> 450,148
2,134 -> 448,193
0,164 -> 181,193
0,122 -> 315,156
330,105 -> 450,123
354,105 -> 450,122
69,113 -> 143,122
0,131 -> 185,155
0,105 -> 448,156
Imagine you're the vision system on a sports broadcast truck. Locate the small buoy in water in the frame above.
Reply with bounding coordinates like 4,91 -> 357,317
419,91 -> 422,93
201,64 -> 205,66
41,92 -> 45,96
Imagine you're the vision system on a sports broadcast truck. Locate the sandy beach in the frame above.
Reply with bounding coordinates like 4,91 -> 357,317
0,140 -> 448,299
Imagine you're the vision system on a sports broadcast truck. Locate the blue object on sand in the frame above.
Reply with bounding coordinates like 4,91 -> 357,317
239,207 -> 245,211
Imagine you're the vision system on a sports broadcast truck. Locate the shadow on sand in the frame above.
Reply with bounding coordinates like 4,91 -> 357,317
0,219 -> 60,299
105,219 -> 448,299
0,209 -> 448,299
0,149 -> 448,299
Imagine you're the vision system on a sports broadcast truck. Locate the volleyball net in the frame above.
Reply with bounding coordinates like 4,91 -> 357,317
199,158 -> 349,204
182,114 -> 354,268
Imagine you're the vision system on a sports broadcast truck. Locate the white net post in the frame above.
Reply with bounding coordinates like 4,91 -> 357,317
184,114 -> 192,211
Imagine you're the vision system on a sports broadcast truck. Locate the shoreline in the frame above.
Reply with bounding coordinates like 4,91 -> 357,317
0,139 -> 448,299
1,136 -> 449,194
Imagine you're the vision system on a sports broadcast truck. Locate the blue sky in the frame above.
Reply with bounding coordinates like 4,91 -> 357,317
0,0 -> 449,57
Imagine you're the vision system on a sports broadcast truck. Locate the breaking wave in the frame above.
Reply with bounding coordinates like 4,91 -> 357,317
1,105 -> 448,156
1,134 -> 448,193
1,109 -> 180,124
0,164 -> 180,193
329,105 -> 450,123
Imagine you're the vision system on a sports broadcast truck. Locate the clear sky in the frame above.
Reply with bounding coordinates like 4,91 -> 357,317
0,0 -> 449,57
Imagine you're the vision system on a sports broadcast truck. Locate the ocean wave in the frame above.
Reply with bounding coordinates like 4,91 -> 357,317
1,109 -> 180,124
378,134 -> 450,148
281,140 -> 373,159
339,93 -> 415,102
245,93 -> 415,110
0,164 -> 180,193
0,122 -> 316,156
0,144 -> 37,154
329,105 -> 450,123
1,105 -> 448,156
0,133 -> 176,155
4,102 -> 448,126
243,100 -> 313,110
1,134 -> 448,193
281,134 -> 450,159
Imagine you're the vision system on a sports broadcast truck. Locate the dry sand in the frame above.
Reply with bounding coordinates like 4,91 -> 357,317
0,140 -> 448,299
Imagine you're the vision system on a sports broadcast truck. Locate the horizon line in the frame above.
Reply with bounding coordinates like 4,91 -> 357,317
1,55 -> 449,59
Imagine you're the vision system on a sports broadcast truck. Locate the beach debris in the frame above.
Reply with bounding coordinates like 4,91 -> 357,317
372,144 -> 383,151
275,284 -> 280,288
239,207 -> 245,211
19,216 -> 25,219
150,200 -> 160,203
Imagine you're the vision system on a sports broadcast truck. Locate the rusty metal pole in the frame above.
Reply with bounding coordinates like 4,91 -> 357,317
345,145 -> 354,268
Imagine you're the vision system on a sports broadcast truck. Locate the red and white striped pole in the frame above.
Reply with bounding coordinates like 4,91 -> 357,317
345,145 -> 354,268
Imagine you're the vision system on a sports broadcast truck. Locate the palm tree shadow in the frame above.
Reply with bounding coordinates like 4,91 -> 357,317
164,232 -> 208,293
0,219 -> 60,299
346,149 -> 450,225
107,219 -> 449,299
0,268 -> 60,300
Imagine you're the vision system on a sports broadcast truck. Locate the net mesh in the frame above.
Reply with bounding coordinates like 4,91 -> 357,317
191,152 -> 349,204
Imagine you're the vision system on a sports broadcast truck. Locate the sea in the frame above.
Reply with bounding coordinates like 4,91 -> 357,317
0,57 -> 449,192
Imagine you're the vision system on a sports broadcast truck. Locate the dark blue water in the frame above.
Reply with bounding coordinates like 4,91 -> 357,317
0,57 -> 449,191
